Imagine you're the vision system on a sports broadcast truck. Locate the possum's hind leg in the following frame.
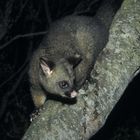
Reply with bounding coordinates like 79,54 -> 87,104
74,58 -> 92,90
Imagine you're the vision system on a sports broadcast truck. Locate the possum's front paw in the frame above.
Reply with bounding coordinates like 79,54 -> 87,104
30,106 -> 45,122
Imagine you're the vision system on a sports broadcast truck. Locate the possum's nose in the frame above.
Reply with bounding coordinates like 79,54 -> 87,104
65,90 -> 77,98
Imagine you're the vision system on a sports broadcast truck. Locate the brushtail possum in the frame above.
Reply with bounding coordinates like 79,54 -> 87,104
29,1 -> 117,108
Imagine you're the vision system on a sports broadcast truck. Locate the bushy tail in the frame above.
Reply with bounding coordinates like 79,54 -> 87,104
95,0 -> 123,30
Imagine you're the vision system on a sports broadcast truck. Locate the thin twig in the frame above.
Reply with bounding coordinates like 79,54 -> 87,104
0,60 -> 27,88
43,0 -> 52,26
0,31 -> 47,50
73,0 -> 99,15
0,65 -> 28,119
14,0 -> 29,23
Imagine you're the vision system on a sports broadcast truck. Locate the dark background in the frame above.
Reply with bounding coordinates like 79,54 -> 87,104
0,0 -> 139,139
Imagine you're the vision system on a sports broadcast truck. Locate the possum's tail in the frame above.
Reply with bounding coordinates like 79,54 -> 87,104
95,0 -> 123,30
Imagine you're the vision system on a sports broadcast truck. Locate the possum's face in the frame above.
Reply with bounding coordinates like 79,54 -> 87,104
39,57 -> 81,98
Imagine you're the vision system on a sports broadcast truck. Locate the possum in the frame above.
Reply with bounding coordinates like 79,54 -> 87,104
29,0 -> 120,108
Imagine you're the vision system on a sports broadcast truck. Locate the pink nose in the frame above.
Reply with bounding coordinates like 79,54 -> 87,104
70,90 -> 78,98
64,90 -> 78,98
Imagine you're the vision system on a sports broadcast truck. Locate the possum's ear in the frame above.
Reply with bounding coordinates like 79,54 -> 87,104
67,55 -> 82,68
39,57 -> 54,76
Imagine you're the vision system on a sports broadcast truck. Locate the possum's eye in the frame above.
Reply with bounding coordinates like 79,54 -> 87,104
59,81 -> 69,89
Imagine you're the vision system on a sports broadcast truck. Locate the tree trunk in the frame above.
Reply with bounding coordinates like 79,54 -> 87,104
22,0 -> 140,139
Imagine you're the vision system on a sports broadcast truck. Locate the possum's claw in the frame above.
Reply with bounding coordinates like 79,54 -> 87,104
30,106 -> 45,122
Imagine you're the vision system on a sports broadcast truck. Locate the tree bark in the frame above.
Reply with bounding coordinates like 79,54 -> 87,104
22,0 -> 140,139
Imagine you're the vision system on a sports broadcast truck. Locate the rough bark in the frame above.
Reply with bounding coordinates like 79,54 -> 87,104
22,0 -> 140,139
